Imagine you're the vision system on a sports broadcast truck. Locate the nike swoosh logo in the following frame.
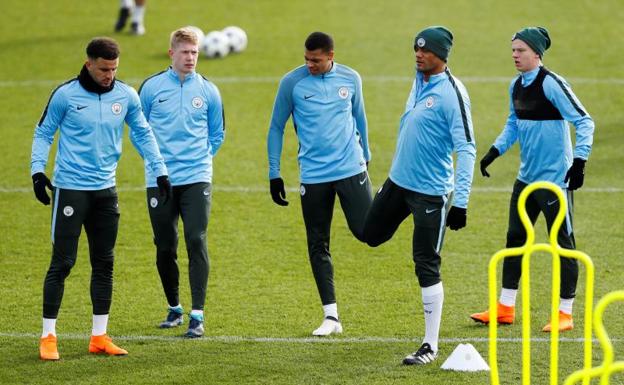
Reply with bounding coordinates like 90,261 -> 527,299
425,208 -> 438,214
77,105 -> 87,110
304,95 -> 315,100
547,200 -> 558,206
359,178 -> 367,185
158,98 -> 168,103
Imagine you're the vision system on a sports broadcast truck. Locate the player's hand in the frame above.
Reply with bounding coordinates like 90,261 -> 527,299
564,158 -> 586,190
156,175 -> 173,205
32,172 -> 53,205
270,178 -> 289,206
446,206 -> 467,231
480,146 -> 500,177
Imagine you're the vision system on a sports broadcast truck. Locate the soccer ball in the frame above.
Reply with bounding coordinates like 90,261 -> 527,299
201,31 -> 230,59
185,26 -> 205,45
222,26 -> 248,53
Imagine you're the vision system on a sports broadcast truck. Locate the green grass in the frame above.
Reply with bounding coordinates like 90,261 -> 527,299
1,0 -> 624,384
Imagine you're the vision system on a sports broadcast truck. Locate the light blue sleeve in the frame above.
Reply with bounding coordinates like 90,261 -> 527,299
125,87 -> 167,177
206,82 -> 225,156
404,79 -> 417,113
493,80 -> 519,155
267,76 -> 294,180
351,71 -> 370,161
543,75 -> 594,160
131,79 -> 153,159
445,85 -> 476,209
31,87 -> 67,175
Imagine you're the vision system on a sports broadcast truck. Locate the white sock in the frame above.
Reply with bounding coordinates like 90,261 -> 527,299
560,298 -> 574,315
322,303 -> 338,320
120,0 -> 133,8
92,314 -> 109,336
190,309 -> 204,321
42,318 -> 57,338
169,304 -> 183,312
132,5 -> 145,24
421,282 -> 443,352
499,288 -> 518,307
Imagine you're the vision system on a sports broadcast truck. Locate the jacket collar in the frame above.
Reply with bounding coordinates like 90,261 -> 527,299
416,67 -> 448,85
520,66 -> 541,86
78,64 -> 115,94
310,61 -> 337,78
167,66 -> 196,83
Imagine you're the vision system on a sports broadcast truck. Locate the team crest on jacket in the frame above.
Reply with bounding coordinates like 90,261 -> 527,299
338,87 -> 349,99
150,197 -> 158,208
192,97 -> 204,108
425,96 -> 434,108
111,102 -> 123,115
63,206 -> 74,217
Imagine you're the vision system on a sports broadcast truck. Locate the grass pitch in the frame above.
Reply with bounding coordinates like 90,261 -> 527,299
1,0 -> 623,384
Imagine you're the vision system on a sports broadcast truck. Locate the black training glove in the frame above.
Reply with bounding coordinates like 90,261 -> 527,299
32,172 -> 53,205
564,158 -> 586,191
480,146 -> 500,177
156,175 -> 173,205
269,178 -> 289,206
446,206 -> 467,231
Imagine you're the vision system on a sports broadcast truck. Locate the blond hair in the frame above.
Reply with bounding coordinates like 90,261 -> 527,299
170,27 -> 199,48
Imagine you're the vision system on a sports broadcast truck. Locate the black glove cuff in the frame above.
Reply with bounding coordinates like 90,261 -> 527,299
452,207 -> 467,215
487,146 -> 500,159
572,158 -> 586,168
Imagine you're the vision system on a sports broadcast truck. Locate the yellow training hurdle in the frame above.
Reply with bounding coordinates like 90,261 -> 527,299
488,181 -> 595,385
563,290 -> 624,385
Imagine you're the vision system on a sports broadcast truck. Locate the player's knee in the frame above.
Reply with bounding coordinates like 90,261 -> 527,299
50,252 -> 77,275
185,232 -> 206,254
156,247 -> 177,263
351,226 -> 367,243
506,231 -> 526,248
362,225 -> 383,247
96,253 -> 114,269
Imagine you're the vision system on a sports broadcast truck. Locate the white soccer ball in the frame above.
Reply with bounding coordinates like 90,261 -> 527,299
222,26 -> 247,53
185,26 -> 205,45
201,31 -> 230,59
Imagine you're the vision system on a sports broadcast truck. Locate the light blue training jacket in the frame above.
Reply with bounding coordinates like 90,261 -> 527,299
136,67 -> 225,187
493,66 -> 594,187
267,62 -> 370,184
31,78 -> 167,190
390,68 -> 476,209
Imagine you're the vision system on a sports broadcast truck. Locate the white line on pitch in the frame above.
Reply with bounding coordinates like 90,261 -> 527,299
0,186 -> 622,194
0,332 -> 621,344
1,76 -> 623,88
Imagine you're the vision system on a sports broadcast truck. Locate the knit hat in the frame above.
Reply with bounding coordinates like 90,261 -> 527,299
414,26 -> 453,61
512,27 -> 551,57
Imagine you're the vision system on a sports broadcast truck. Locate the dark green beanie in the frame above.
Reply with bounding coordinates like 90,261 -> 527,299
512,27 -> 551,57
414,26 -> 453,61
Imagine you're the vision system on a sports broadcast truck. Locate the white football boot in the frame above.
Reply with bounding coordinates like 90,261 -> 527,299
312,317 -> 343,336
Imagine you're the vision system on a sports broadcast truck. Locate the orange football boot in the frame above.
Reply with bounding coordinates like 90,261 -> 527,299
40,333 -> 60,361
88,334 -> 128,356
470,303 -> 515,325
542,311 -> 574,332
